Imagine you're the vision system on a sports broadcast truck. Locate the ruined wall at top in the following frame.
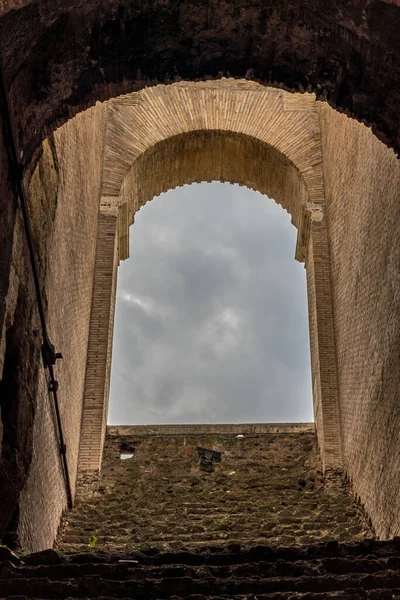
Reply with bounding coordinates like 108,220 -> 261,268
16,104 -> 107,551
321,104 -> 400,539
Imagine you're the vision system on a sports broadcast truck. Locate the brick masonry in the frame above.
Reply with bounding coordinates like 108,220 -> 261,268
320,105 -> 400,539
0,78 -> 399,551
306,219 -> 342,469
102,82 -> 342,472
77,212 -> 119,480
16,104 -> 107,551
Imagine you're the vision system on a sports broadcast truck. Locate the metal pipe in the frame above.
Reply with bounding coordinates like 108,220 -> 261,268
0,51 -> 73,509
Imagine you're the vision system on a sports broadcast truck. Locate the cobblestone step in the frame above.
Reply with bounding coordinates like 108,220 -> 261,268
4,594 -> 400,600
2,569 -> 400,598
2,555 -> 400,581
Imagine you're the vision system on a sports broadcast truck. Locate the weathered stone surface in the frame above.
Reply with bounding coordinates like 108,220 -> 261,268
24,548 -> 62,565
2,540 -> 400,598
59,428 -> 372,553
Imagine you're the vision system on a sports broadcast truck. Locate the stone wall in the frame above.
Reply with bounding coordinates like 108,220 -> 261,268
108,424 -> 315,436
16,104 -> 107,551
58,425 -> 372,552
321,104 -> 400,538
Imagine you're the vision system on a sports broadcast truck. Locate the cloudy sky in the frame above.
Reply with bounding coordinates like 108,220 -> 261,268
108,182 -> 313,425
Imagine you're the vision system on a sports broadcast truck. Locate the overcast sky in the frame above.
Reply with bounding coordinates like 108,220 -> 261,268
108,182 -> 313,425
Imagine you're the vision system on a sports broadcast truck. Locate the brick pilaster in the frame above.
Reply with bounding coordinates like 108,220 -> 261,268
306,217 -> 342,471
76,213 -> 119,493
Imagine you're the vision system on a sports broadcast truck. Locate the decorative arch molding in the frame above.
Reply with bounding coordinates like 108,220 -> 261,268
77,81 -> 342,488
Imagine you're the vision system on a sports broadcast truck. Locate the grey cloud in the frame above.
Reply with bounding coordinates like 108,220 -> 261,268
108,183 -> 313,425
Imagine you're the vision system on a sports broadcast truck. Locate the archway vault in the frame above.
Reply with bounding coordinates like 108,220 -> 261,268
0,1 -> 399,550
77,81 -> 342,486
100,81 -> 325,263
1,0 -> 400,157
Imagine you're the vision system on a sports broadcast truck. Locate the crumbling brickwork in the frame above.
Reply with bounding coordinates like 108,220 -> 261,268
59,425 -> 371,552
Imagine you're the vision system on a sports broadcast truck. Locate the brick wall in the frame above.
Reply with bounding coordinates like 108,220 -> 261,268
77,212 -> 119,485
307,219 -> 342,470
321,104 -> 400,538
17,104 -> 107,551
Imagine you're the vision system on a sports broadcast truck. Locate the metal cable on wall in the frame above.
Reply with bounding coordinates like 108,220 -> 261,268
0,53 -> 73,509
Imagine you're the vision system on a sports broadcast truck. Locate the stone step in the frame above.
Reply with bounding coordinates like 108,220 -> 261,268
71,500 -> 357,512
1,542 -> 398,599
59,534 -> 361,551
57,540 -> 400,563
68,504 -> 351,517
62,520 -> 355,534
4,594 -> 400,600
2,570 -> 400,598
2,556 -> 400,582
61,529 -> 354,542
67,508 -> 361,526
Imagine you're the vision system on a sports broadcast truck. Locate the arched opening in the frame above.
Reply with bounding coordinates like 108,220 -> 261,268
108,181 -> 313,425
1,75 -> 399,552
77,104 -> 342,489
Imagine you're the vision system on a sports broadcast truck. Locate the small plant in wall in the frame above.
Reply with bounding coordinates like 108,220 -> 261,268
87,535 -> 98,548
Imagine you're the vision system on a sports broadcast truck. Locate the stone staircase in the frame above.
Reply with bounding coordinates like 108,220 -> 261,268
59,428 -> 371,552
1,540 -> 400,598
1,425 -> 399,599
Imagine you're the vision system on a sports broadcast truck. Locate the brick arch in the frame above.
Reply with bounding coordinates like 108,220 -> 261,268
119,130 -> 309,263
1,0 -> 400,161
77,82 -> 342,487
0,0 -> 399,552
123,130 -> 306,225
100,82 -> 324,262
